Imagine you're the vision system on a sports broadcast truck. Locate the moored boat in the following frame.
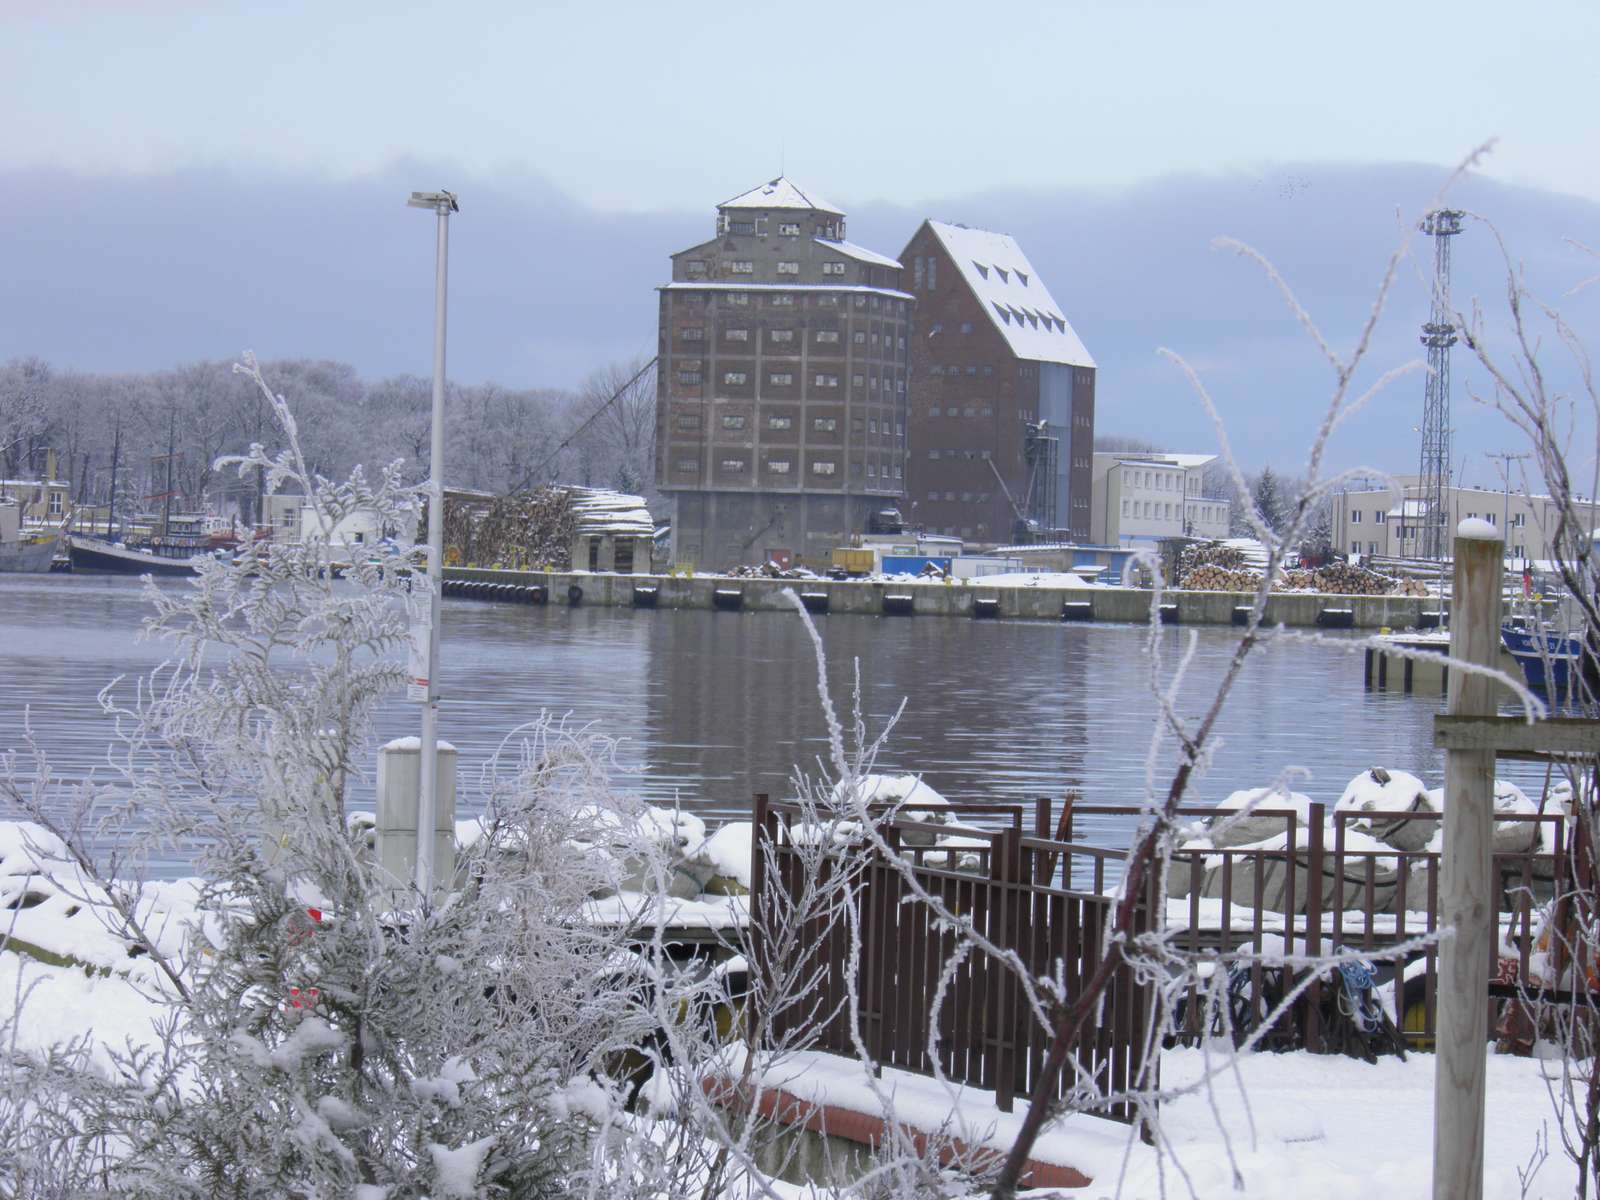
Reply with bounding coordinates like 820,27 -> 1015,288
67,534 -> 206,577
0,531 -> 61,574
1500,623 -> 1587,692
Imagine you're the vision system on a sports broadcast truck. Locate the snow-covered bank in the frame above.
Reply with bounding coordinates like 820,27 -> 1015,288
1134,1045 -> 1571,1198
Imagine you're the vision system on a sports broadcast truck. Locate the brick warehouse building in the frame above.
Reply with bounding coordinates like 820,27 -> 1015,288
899,221 -> 1096,543
654,178 -> 913,570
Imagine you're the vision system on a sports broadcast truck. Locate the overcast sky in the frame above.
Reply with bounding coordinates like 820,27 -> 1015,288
4,0 -> 1598,480
7,0 -> 1599,208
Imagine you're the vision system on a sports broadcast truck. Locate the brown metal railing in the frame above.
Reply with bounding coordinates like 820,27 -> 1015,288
752,794 -> 1151,1123
1069,799 -> 1572,1048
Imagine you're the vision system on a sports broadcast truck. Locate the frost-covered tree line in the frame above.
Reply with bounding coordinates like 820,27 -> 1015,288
0,352 -> 658,518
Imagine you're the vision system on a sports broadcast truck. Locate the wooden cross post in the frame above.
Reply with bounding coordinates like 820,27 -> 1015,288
1432,522 -> 1503,1200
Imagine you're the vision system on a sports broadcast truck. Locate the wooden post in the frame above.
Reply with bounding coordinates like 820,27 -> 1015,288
1432,522 -> 1503,1200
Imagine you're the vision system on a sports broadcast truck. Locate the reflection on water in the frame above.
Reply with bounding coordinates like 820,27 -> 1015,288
0,573 -> 1516,866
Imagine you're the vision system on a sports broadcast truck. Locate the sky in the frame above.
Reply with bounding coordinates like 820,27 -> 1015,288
3,0 -> 1598,481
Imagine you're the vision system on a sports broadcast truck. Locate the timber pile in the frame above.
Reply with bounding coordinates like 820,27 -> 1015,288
441,486 -> 654,569
1178,540 -> 1425,595
442,486 -> 579,569
1177,542 -> 1257,591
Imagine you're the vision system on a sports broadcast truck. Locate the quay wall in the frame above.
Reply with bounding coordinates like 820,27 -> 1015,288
443,568 -> 1443,630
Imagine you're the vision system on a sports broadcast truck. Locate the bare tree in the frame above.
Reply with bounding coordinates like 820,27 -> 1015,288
0,357 -> 53,478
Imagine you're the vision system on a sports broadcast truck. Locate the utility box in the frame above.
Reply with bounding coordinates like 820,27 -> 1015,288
376,736 -> 457,891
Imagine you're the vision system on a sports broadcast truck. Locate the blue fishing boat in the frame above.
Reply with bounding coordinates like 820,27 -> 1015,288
1500,624 -> 1585,691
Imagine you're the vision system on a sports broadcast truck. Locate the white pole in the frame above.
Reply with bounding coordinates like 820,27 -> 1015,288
416,196 -> 452,895
1432,519 -> 1503,1200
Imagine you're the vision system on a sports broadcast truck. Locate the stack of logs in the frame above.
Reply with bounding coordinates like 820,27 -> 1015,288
441,487 -> 578,571
1178,542 -> 1426,595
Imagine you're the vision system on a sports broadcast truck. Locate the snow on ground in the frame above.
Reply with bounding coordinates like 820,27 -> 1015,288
0,935 -> 1581,1197
0,952 -> 168,1069
750,1045 -> 1575,1198
1128,1045 -> 1573,1199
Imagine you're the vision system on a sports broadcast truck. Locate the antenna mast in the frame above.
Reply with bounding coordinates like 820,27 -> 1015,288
1416,209 -> 1463,560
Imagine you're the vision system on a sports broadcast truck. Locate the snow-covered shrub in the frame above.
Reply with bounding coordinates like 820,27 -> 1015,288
0,356 -> 671,1198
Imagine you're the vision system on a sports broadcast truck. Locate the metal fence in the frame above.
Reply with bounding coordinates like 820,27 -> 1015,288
749,790 -> 1579,1133
751,794 -> 1152,1123
1067,800 -> 1574,1050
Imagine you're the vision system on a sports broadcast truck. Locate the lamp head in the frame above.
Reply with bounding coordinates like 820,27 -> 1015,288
407,190 -> 460,212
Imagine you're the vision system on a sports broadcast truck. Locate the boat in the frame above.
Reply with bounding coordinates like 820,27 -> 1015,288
0,530 -> 61,574
67,534 -> 207,577
1500,623 -> 1586,692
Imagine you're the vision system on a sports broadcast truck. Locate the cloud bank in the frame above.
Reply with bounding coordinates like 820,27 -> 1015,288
4,160 -> 1595,478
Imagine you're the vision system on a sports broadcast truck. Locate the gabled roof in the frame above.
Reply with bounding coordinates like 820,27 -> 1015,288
813,238 -> 901,268
719,176 -> 843,215
924,220 -> 1095,369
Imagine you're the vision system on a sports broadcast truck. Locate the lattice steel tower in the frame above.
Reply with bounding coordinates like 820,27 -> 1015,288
1416,209 -> 1463,560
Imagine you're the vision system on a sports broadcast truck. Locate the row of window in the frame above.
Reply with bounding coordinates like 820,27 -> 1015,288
927,490 -> 993,503
1121,499 -> 1226,524
1125,469 -> 1184,492
927,448 -> 993,461
678,370 -> 905,392
676,457 -> 904,480
676,413 -> 906,436
928,405 -> 995,418
677,292 -> 906,312
681,326 -> 907,349
1350,509 -> 1526,527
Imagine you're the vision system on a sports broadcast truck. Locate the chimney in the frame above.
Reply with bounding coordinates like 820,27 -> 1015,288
43,448 -> 58,483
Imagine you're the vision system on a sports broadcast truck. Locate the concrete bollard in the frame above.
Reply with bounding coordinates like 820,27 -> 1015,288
377,736 -> 457,892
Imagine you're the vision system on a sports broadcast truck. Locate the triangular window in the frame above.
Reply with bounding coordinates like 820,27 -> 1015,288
974,262 -> 989,279
992,301 -> 1010,323
1016,270 -> 1029,286
995,267 -> 1010,283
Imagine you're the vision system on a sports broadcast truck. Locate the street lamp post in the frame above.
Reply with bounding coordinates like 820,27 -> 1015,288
406,188 -> 458,895
1485,450 -> 1529,566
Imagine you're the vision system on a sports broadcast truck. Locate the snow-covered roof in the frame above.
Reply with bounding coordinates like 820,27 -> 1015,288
1097,452 -> 1216,471
814,238 -> 901,269
925,220 -> 1095,369
718,176 -> 843,216
1387,501 -> 1426,519
569,488 -> 654,537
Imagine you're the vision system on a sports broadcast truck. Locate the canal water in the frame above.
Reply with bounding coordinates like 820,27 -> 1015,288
0,573 -> 1519,864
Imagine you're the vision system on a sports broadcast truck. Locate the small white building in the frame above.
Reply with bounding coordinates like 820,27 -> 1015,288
1089,452 -> 1230,546
301,506 -> 389,553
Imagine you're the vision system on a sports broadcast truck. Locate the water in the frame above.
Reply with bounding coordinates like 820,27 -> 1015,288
0,573 -> 1519,859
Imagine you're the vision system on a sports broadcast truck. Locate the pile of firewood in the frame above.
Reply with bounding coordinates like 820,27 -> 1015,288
442,486 -> 578,570
1278,560 -> 1406,595
1178,541 -> 1421,595
1178,563 -> 1263,591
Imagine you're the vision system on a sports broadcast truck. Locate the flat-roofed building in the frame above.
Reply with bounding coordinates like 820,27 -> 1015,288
1090,452 -> 1230,545
654,177 -> 911,570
